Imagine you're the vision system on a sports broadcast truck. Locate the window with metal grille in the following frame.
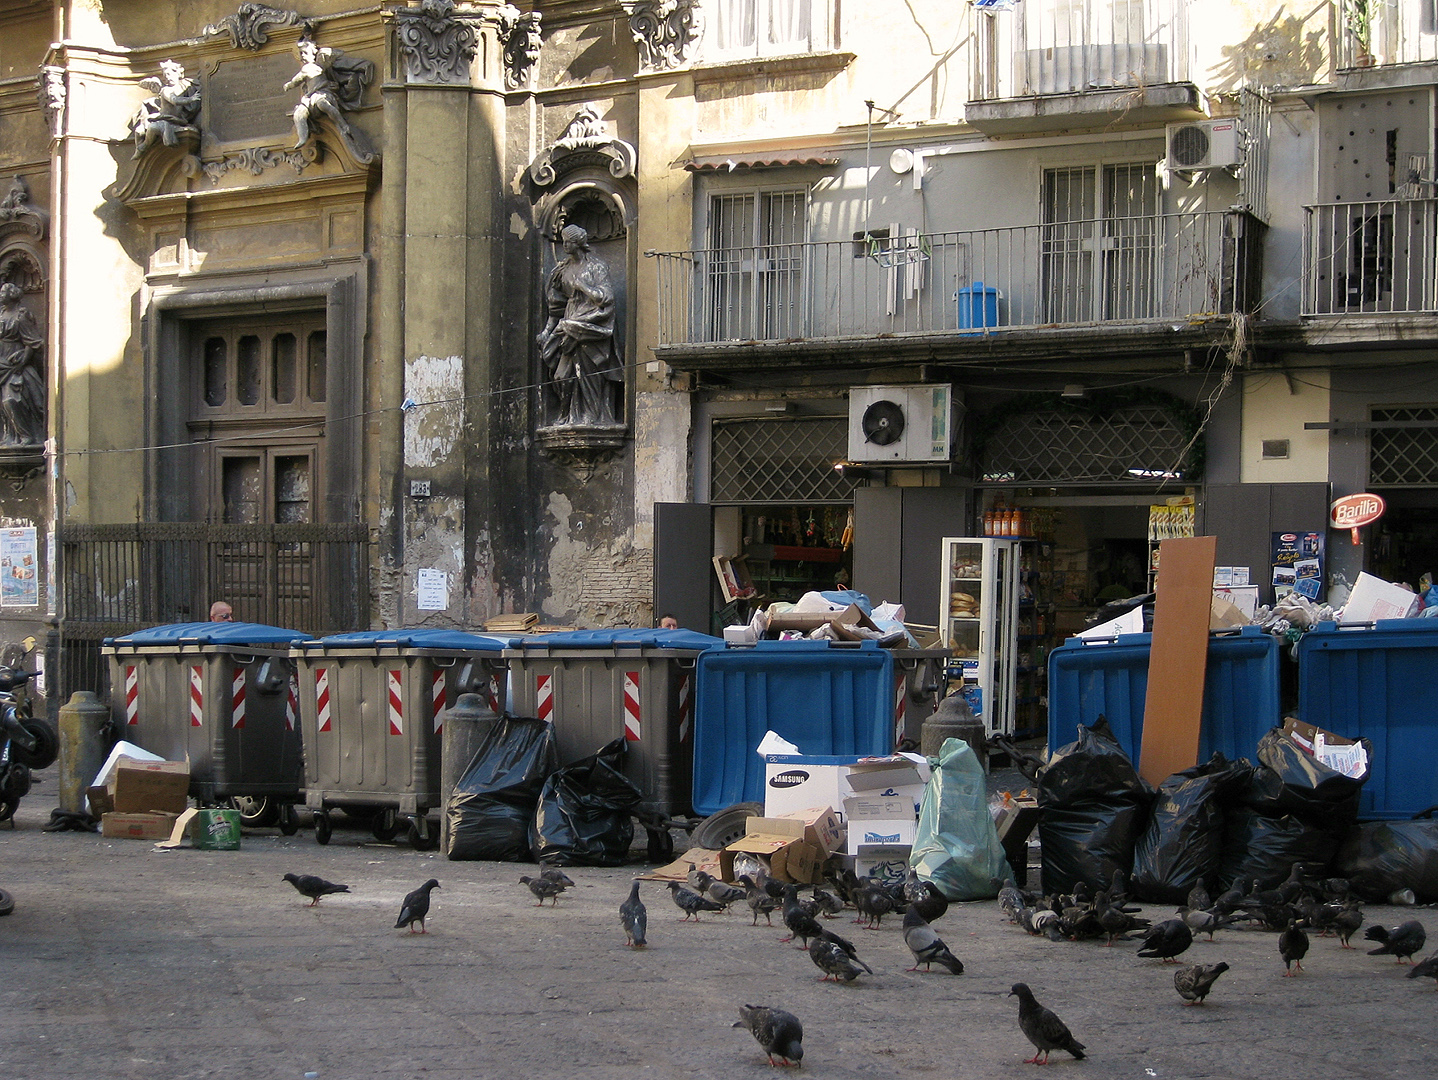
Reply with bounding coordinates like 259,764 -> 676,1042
980,403 -> 1195,484
705,189 -> 808,340
1370,406 -> 1438,487
1041,163 -> 1158,323
711,417 -> 857,503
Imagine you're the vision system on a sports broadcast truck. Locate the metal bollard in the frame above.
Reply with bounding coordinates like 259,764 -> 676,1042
58,691 -> 111,815
920,692 -> 988,772
439,692 -> 499,855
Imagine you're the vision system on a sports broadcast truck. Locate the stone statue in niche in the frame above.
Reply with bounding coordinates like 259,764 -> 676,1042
284,37 -> 376,162
537,224 -> 624,427
130,60 -> 201,159
0,283 -> 45,447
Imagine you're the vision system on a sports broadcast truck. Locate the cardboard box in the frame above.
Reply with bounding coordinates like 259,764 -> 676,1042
844,793 -> 913,821
852,845 -> 912,888
720,817 -> 823,885
86,785 -> 114,817
845,817 -> 918,854
1282,718 -> 1370,779
765,603 -> 878,641
1340,571 -> 1419,624
764,755 -> 928,820
102,811 -> 179,840
771,806 -> 844,857
1210,593 -> 1249,629
845,763 -> 922,792
111,759 -> 189,815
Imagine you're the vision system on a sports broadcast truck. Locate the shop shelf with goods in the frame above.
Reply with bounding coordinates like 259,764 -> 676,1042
1013,533 -> 1058,740
939,536 -> 1021,736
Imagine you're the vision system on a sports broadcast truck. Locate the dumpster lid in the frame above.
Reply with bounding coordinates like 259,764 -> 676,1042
105,621 -> 311,647
507,628 -> 723,651
310,628 -> 511,651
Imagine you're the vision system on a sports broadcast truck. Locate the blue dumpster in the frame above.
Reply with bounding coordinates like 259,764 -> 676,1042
1047,626 -> 1281,765
691,640 -> 897,817
1297,619 -> 1438,820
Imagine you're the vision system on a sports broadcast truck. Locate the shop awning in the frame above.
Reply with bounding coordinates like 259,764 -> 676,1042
682,153 -> 839,172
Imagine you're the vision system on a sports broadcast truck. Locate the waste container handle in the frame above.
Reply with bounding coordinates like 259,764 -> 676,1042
675,656 -> 697,671
228,652 -> 259,665
1079,635 -> 1119,646
432,656 -> 458,668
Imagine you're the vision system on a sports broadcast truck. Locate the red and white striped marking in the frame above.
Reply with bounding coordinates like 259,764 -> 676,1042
124,665 -> 139,726
231,666 -> 247,729
432,669 -> 446,734
387,669 -> 404,736
676,673 -> 692,743
535,673 -> 553,722
487,674 -> 501,714
189,664 -> 204,728
285,675 -> 299,732
315,668 -> 332,732
893,671 -> 907,748
623,671 -> 641,742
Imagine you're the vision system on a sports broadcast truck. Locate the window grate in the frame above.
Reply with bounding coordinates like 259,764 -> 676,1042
1371,406 -> 1438,487
711,417 -> 857,503
981,403 -> 1195,484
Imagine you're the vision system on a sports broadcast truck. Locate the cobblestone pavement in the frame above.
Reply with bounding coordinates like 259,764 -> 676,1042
2,771 -> 1436,1080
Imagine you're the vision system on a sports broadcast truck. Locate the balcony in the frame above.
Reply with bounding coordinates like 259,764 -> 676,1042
1339,0 -> 1438,69
1303,198 -> 1438,318
967,0 -> 1198,133
651,210 -> 1263,365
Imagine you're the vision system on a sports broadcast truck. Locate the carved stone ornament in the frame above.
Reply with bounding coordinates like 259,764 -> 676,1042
37,66 -> 65,137
203,144 -> 319,182
285,37 -> 377,165
0,178 -> 48,242
204,4 -> 306,50
619,0 -> 704,72
496,7 -> 542,91
393,0 -> 479,84
130,61 -> 202,160
528,105 -> 636,187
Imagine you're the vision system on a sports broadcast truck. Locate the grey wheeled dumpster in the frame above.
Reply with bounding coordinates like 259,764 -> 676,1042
289,628 -> 510,849
102,622 -> 311,828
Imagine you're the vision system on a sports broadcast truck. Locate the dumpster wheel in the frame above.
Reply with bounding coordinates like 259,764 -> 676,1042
313,811 -> 332,845
230,795 -> 281,829
0,887 -> 13,916
407,816 -> 438,852
277,803 -> 300,836
372,807 -> 400,843
691,802 -> 764,851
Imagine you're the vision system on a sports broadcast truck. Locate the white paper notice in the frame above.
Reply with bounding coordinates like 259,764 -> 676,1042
1314,733 -> 1369,779
416,568 -> 448,611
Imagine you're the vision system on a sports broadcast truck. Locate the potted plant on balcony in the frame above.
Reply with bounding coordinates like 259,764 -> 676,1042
1345,0 -> 1374,67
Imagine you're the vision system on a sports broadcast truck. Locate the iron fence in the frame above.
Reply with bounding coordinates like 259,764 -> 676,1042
653,209 -> 1262,347
1303,198 -> 1438,315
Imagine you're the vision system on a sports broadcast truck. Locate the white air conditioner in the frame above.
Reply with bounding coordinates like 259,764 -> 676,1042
1165,119 -> 1243,171
847,385 -> 956,464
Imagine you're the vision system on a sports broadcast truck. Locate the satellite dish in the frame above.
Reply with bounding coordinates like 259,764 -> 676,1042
861,399 -> 905,446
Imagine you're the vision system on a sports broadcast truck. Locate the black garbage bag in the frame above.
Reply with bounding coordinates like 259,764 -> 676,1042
445,715 -> 557,861
1334,819 -> 1438,903
1131,754 -> 1251,904
1218,807 -> 1339,891
530,738 -> 646,866
1248,726 -> 1372,832
1037,719 -> 1154,895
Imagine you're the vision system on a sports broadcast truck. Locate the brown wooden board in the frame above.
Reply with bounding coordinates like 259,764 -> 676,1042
1139,536 -> 1217,786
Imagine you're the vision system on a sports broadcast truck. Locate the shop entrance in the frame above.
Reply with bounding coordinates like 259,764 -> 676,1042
1370,491 -> 1438,593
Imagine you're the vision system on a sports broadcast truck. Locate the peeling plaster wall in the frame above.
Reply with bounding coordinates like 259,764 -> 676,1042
544,491 -> 654,627
404,355 -> 464,468
398,354 -> 467,626
633,389 -> 692,549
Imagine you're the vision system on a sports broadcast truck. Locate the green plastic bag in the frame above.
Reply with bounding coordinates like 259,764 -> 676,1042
910,737 -> 1008,900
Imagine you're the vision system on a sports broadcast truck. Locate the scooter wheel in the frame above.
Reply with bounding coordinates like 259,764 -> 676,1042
314,812 -> 332,845
0,798 -> 16,823
0,887 -> 14,916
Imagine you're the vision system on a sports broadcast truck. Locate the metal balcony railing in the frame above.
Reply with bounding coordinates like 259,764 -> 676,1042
1339,0 -> 1438,68
971,0 -> 1189,101
652,210 -> 1262,347
1303,198 -> 1438,315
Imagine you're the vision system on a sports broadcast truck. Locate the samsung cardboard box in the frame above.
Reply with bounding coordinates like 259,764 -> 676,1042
764,754 -> 928,820
720,816 -> 823,885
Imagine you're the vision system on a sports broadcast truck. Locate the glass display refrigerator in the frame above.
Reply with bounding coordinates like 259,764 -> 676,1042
939,536 -> 1021,736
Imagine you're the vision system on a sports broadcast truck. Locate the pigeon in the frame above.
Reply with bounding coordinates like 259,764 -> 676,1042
1173,962 -> 1229,1005
1096,899 -> 1149,945
282,873 -> 349,907
539,866 -> 576,889
1279,919 -> 1309,976
1211,878 -> 1252,916
754,865 -> 787,900
809,936 -> 871,982
812,887 -> 845,919
780,884 -> 824,948
910,881 -> 949,923
686,863 -> 709,892
668,881 -> 725,921
1186,881 -> 1212,913
1332,901 -> 1365,948
620,879 -> 647,948
739,875 -> 782,926
1137,919 -> 1193,963
1009,983 -> 1086,1065
708,878 -> 747,910
395,879 -> 439,933
1406,952 -> 1438,990
902,907 -> 963,974
734,1004 -> 803,1068
1178,906 -> 1238,941
519,875 -> 564,906
1366,919 -> 1427,963
854,883 -> 894,929
997,877 -> 1027,923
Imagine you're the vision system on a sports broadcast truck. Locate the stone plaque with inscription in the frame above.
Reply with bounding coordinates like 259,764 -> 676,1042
204,53 -> 296,143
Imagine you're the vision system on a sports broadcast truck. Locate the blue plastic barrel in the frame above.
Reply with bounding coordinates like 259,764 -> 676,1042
956,281 -> 1000,330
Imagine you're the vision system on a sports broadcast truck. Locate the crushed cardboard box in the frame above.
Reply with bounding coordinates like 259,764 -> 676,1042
765,603 -> 879,641
102,811 -> 179,840
771,806 -> 844,858
639,848 -> 722,882
1282,718 -> 1370,779
721,816 -> 823,885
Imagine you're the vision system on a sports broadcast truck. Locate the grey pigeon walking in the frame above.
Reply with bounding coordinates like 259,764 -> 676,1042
519,874 -> 564,906
668,881 -> 725,921
395,878 -> 439,933
902,907 -> 963,974
809,936 -> 871,982
1366,919 -> 1427,963
739,875 -> 782,926
734,1004 -> 803,1067
1406,952 -> 1438,989
1137,918 -> 1193,963
708,878 -> 747,910
620,879 -> 647,948
1174,962 -> 1229,1005
1009,983 -> 1086,1064
539,866 -> 575,889
282,873 -> 349,907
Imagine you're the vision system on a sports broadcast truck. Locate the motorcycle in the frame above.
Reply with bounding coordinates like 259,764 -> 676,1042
0,667 -> 59,824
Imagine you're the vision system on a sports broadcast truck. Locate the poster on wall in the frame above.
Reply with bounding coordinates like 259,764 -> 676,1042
0,527 -> 39,608
1272,531 -> 1324,600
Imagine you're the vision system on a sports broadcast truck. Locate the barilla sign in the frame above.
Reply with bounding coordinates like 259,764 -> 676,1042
1331,493 -> 1385,529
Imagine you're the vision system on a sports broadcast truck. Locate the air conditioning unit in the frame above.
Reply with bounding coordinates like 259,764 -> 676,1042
847,385 -> 956,464
1165,119 -> 1243,171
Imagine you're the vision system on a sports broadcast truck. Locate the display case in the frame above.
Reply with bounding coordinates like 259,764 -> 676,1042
940,537 -> 1021,736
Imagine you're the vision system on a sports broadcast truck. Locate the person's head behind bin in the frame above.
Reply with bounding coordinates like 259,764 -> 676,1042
209,601 -> 233,622
658,613 -> 678,630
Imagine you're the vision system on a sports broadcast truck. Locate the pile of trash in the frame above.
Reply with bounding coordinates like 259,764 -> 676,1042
723,590 -> 917,647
